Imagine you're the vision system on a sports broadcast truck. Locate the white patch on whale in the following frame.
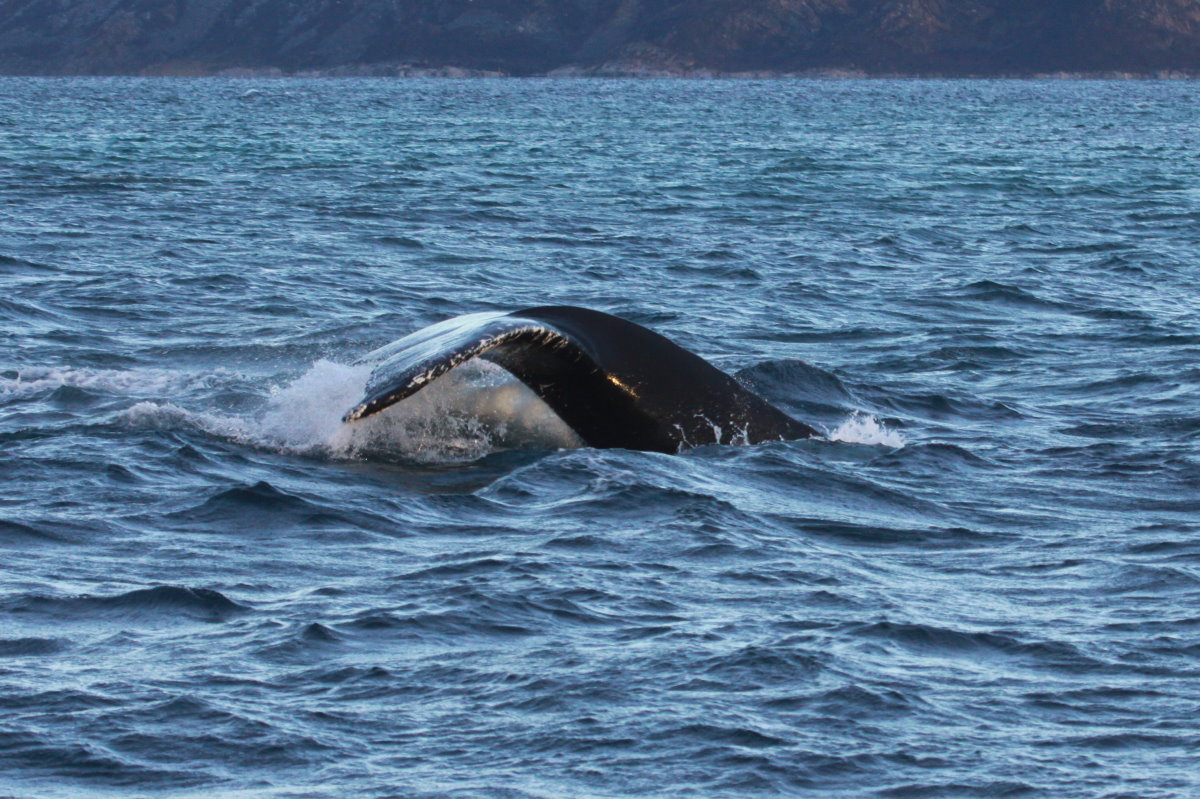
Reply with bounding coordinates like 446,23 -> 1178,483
114,358 -> 582,463
265,358 -> 582,462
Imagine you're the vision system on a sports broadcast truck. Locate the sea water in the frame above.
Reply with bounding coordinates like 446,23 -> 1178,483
1,78 -> 1198,797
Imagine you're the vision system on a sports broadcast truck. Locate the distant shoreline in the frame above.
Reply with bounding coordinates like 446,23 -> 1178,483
2,64 -> 1198,80
6,0 -> 1197,86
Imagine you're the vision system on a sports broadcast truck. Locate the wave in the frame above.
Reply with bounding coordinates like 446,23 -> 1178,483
0,366 -> 226,400
0,253 -> 54,273
846,621 -> 1097,670
0,518 -> 69,545
737,358 -> 854,407
0,637 -> 69,656
164,479 -> 398,537
951,279 -> 1074,312
11,586 -> 249,622
828,413 -> 905,447
0,734 -> 195,786
169,480 -> 327,523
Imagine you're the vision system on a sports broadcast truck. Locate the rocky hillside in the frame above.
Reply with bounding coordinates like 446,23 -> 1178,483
1,0 -> 1198,75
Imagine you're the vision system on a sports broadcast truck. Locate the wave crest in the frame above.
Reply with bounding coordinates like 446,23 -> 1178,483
829,413 -> 906,447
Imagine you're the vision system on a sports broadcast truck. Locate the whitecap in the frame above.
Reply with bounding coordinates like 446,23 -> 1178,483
829,413 -> 906,447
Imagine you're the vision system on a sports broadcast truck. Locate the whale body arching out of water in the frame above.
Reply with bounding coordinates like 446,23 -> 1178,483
343,306 -> 817,454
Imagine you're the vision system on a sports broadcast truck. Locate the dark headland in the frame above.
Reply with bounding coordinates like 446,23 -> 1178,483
1,0 -> 1198,77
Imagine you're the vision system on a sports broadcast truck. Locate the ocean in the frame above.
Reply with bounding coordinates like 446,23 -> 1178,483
1,77 -> 1198,798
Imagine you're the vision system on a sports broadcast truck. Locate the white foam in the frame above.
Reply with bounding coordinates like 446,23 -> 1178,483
829,413 -> 906,447
0,366 -> 221,398
116,401 -> 258,442
258,359 -> 373,451
115,359 -> 582,464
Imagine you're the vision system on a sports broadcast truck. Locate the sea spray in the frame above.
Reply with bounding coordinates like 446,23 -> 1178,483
258,359 -> 373,452
115,359 -> 582,463
829,413 -> 906,447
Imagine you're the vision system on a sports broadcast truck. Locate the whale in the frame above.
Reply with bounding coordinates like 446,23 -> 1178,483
343,306 -> 817,453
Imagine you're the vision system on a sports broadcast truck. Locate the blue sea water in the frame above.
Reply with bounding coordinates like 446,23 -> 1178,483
1,77 -> 1199,798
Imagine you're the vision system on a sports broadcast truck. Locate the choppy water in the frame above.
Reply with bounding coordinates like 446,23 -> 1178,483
2,78 -> 1199,798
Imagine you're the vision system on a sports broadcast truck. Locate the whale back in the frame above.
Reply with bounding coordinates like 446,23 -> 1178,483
345,306 -> 816,453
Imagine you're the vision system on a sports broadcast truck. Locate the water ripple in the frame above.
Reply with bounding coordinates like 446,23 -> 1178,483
1,77 -> 1197,799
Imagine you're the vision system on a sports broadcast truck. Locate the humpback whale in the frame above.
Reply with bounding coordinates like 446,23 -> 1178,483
343,306 -> 817,453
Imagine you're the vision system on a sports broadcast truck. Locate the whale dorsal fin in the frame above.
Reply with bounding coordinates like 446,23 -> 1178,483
344,306 -> 816,453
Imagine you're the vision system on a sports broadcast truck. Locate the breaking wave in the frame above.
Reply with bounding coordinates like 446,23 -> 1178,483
828,413 -> 906,447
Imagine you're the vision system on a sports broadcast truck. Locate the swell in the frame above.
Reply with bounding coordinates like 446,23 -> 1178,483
8,586 -> 249,622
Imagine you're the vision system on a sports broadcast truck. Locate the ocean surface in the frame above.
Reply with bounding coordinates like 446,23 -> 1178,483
1,78 -> 1198,798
